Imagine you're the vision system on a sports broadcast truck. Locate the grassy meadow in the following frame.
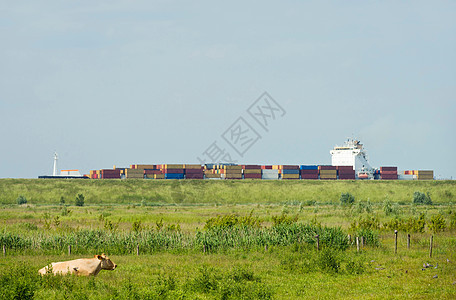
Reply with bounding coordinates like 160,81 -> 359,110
1,179 -> 456,299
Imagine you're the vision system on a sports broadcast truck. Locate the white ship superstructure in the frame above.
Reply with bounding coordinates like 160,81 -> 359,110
330,139 -> 374,179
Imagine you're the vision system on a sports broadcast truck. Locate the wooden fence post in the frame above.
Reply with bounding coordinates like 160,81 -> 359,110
348,234 -> 351,244
361,236 -> 364,247
264,244 -> 268,252
136,244 -> 139,256
315,235 -> 320,251
2,245 -> 5,256
68,245 -> 72,256
203,244 -> 206,253
407,234 -> 410,250
394,230 -> 398,254
356,237 -> 359,252
429,235 -> 433,258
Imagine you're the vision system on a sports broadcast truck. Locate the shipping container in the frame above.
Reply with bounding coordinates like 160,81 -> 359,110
300,165 -> 318,170
319,165 -> 337,170
282,169 -> 300,175
380,166 -> 397,172
243,169 -> 262,174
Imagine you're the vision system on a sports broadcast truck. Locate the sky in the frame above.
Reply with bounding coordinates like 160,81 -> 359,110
0,1 -> 455,179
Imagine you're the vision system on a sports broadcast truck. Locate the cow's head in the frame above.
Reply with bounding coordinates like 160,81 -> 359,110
96,254 -> 117,270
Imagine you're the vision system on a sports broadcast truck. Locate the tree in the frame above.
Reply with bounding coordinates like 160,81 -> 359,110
75,194 -> 85,207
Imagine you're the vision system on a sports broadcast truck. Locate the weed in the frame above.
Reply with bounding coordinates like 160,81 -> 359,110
413,191 -> 432,205
17,195 -> 27,205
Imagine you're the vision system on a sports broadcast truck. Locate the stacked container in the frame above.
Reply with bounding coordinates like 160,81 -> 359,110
243,165 -> 262,179
380,167 -> 398,180
144,168 -> 163,179
100,169 -> 121,179
89,170 -> 98,179
123,168 -> 144,179
185,164 -> 204,179
319,166 -> 337,180
281,165 -> 300,180
163,164 -> 185,179
416,170 -> 434,180
223,165 -> 243,179
337,166 -> 355,180
261,166 -> 279,180
300,165 -> 319,180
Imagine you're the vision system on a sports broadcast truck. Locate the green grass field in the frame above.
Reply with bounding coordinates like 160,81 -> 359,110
1,179 -> 456,299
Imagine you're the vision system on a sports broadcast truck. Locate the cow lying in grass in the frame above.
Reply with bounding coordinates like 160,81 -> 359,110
39,254 -> 117,276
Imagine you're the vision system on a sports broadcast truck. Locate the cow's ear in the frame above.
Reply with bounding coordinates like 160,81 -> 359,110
96,255 -> 103,260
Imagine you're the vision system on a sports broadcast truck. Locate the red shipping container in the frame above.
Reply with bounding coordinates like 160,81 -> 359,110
336,166 -> 354,172
185,169 -> 203,173
144,169 -> 163,175
300,169 -> 319,175
282,165 -> 299,170
381,175 -> 398,180
186,175 -> 204,179
244,165 -> 262,169
163,169 -> 184,174
244,174 -> 262,179
380,170 -> 397,175
301,174 -> 319,180
319,165 -> 337,170
380,166 -> 397,172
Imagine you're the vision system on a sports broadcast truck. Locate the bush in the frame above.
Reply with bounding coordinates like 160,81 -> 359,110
345,259 -> 365,275
317,248 -> 341,273
340,193 -> 355,206
413,191 -> 432,205
75,194 -> 85,207
271,213 -> 298,226
16,195 -> 27,205
428,214 -> 446,233
0,265 -> 39,300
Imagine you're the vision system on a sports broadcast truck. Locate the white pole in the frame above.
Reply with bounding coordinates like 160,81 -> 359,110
53,152 -> 58,176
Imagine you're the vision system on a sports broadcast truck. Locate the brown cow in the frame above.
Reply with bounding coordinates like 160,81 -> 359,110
38,254 -> 117,276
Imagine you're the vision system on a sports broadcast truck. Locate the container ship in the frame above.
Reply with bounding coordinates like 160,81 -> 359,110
40,139 -> 434,180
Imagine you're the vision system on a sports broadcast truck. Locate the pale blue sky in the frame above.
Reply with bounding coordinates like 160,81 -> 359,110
0,1 -> 455,178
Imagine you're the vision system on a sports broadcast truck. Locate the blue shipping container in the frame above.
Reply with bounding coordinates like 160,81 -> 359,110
282,169 -> 300,174
300,165 -> 319,170
165,173 -> 184,179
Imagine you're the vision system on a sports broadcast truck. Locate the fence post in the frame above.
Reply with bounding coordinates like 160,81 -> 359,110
407,234 -> 410,250
68,245 -> 72,256
203,244 -> 206,253
348,234 -> 351,244
136,244 -> 139,256
315,235 -> 320,251
361,236 -> 364,248
2,245 -> 5,256
429,235 -> 433,258
394,230 -> 398,254
356,237 -> 359,252
264,244 -> 268,252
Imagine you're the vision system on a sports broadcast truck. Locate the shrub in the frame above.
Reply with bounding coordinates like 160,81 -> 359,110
59,196 -> 65,205
345,259 -> 365,275
340,193 -> 355,206
413,191 -> 432,205
350,216 -> 380,231
428,214 -> 446,233
75,194 -> 85,207
317,248 -> 341,273
272,213 -> 298,226
16,195 -> 27,205
354,228 -> 380,247
0,265 -> 39,300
